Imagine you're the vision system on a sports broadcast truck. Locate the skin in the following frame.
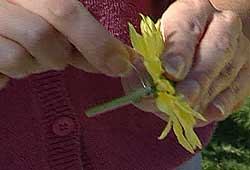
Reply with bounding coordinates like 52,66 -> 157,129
0,0 -> 134,82
0,0 -> 250,127
127,0 -> 250,127
161,0 -> 250,126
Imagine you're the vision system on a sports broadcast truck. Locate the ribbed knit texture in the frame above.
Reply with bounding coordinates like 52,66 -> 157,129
30,71 -> 84,170
0,1 -> 216,170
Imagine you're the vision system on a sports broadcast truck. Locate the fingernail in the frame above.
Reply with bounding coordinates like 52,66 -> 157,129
177,80 -> 201,105
214,103 -> 225,115
205,102 -> 226,122
105,56 -> 131,77
163,55 -> 185,79
213,101 -> 226,116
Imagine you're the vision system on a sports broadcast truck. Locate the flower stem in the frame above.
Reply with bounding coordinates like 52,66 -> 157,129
85,87 -> 153,117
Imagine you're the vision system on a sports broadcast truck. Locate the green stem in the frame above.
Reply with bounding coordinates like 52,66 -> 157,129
85,87 -> 153,117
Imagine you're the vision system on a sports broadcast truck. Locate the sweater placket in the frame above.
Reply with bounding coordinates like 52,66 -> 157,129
31,71 -> 93,170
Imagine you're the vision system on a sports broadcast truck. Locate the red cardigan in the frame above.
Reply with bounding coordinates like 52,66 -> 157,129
0,1 -> 215,170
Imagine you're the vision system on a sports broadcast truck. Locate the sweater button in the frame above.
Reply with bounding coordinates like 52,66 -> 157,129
52,117 -> 75,136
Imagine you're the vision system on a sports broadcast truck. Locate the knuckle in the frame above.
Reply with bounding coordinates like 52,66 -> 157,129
207,86 -> 214,97
0,42 -> 35,78
202,70 -> 213,85
46,0 -> 78,19
185,70 -> 212,94
219,61 -> 237,80
187,70 -> 211,90
187,18 -> 203,36
229,82 -> 241,95
214,35 -> 232,52
209,18 -> 240,58
214,34 -> 237,59
214,10 -> 242,38
207,82 -> 223,102
182,0 -> 213,10
221,11 -> 243,34
221,10 -> 241,24
0,46 -> 26,69
26,21 -> 53,46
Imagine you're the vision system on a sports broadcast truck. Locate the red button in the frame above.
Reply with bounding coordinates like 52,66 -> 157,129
52,117 -> 75,136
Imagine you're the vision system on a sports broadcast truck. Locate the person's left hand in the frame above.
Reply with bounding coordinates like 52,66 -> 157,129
160,0 -> 250,127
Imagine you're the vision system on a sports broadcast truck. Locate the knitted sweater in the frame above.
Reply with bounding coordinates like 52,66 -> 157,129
0,0 -> 216,170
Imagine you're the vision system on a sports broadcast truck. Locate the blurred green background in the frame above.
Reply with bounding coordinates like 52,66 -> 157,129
202,98 -> 250,170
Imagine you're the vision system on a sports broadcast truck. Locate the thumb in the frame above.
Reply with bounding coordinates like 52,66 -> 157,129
160,0 -> 214,80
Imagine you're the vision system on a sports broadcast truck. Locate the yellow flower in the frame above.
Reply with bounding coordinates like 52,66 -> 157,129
129,14 -> 206,153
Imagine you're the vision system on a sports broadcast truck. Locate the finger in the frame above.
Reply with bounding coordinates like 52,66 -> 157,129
161,0 -> 215,80
121,57 -> 158,111
121,57 -> 167,120
11,0 -> 132,77
0,1 -> 75,71
0,74 -> 9,90
176,11 -> 242,106
0,36 -> 40,78
199,32 -> 250,111
69,49 -> 99,73
197,65 -> 250,127
0,1 -> 69,70
233,100 -> 245,112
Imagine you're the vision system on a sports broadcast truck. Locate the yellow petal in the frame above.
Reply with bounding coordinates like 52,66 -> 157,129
144,61 -> 164,82
158,119 -> 173,140
174,102 -> 196,126
185,128 -> 202,150
156,79 -> 175,94
140,15 -> 152,37
176,99 -> 206,121
156,92 -> 174,116
174,107 -> 201,150
172,116 -> 195,154
128,22 -> 147,57
145,15 -> 156,32
139,14 -> 164,61
128,14 -> 203,154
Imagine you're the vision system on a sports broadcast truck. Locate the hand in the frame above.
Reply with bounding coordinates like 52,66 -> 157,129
161,0 -> 250,127
0,0 -> 133,89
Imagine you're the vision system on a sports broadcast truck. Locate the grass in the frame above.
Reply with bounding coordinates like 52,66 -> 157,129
202,99 -> 250,170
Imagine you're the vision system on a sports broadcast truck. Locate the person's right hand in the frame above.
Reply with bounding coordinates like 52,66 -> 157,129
124,0 -> 250,126
0,0 -> 133,89
160,0 -> 250,127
